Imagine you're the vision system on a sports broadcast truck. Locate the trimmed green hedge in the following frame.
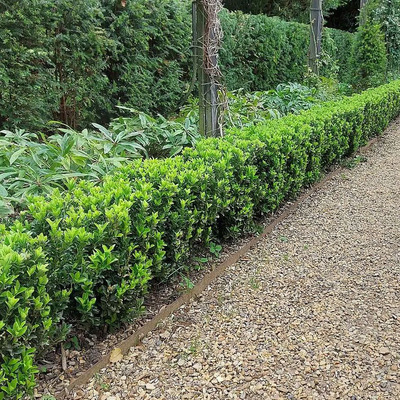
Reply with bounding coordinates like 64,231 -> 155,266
2,81 -> 400,398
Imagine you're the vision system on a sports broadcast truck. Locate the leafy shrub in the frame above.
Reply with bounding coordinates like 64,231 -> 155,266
326,28 -> 359,82
350,22 -> 388,91
225,83 -> 321,129
0,127 -> 142,216
0,0 -> 112,131
102,0 -> 192,119
220,12 -> 308,92
0,82 -> 326,217
24,80 -> 400,306
320,29 -> 348,80
27,177 -> 154,328
0,106 -> 200,216
0,222 -> 68,400
0,0 -> 58,130
106,107 -> 200,158
2,80 -> 400,398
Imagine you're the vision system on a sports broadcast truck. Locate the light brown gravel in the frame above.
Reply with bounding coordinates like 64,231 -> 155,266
70,121 -> 400,400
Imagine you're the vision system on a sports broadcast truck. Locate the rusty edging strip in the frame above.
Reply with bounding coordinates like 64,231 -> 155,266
60,135 -> 381,398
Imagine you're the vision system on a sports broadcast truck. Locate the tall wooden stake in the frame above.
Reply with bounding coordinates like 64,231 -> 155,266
194,0 -> 219,137
308,0 -> 323,75
359,0 -> 368,26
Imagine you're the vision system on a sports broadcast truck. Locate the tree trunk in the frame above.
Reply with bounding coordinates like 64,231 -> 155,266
308,0 -> 323,75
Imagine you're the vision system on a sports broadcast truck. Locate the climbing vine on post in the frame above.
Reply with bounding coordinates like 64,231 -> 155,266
308,0 -> 323,75
194,0 -> 224,137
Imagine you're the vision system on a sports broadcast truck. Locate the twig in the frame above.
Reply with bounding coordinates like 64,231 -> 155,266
61,343 -> 67,371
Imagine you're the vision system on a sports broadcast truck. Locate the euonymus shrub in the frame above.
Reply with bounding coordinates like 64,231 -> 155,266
2,81 -> 400,399
0,222 -> 69,399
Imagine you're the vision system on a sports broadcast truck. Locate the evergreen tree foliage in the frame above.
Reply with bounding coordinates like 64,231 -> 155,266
0,0 -> 355,132
372,0 -> 400,77
0,0 -> 58,129
0,0 -> 191,130
223,0 -> 352,23
350,21 -> 388,91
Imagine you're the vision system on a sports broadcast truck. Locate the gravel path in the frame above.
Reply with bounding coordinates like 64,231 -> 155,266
74,121 -> 400,400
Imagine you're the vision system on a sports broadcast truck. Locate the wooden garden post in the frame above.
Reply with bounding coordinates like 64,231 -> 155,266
359,0 -> 368,26
193,0 -> 222,137
308,0 -> 323,75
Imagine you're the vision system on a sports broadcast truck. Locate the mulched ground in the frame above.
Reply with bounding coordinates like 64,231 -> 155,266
55,119 -> 400,399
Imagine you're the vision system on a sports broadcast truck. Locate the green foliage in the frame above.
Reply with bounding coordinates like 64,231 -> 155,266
225,83 -> 322,129
2,81 -> 400,397
372,0 -> 400,77
0,2 -> 355,132
0,222 -> 68,399
209,243 -> 222,258
350,22 -> 388,91
46,0 -> 112,128
320,28 -> 355,81
26,177 -> 154,328
0,0 -> 58,130
181,82 -> 336,132
102,0 -> 192,119
225,91 -> 279,128
178,275 -> 195,292
0,126 -> 142,213
0,106 -> 200,216
106,107 -> 200,158
258,83 -> 321,114
1,82 -> 336,217
18,81 -> 400,303
220,12 -> 308,91
0,0 -> 111,131
219,10 -> 355,93
223,0 -> 352,23
0,0 -> 191,131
